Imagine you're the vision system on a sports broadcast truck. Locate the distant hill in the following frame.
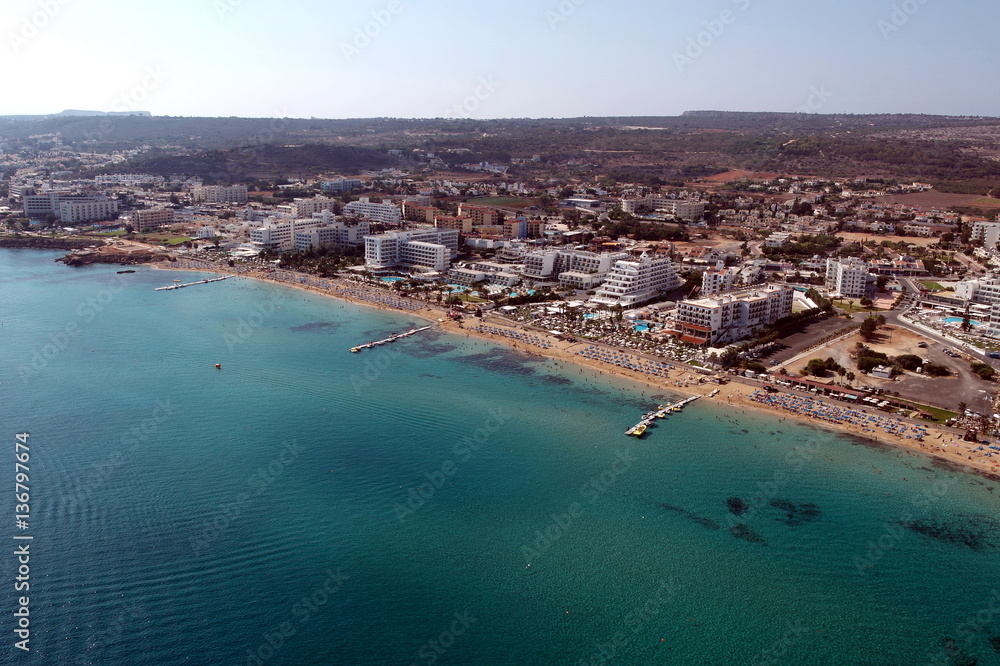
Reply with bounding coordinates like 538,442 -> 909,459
3,111 -> 999,192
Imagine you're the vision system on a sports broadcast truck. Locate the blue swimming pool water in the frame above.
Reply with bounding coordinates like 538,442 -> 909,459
944,317 -> 984,326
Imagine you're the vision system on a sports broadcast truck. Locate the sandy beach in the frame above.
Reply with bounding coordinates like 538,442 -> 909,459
150,258 -> 1000,482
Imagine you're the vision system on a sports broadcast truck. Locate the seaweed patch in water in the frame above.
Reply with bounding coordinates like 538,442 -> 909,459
539,375 -> 573,386
730,523 -> 767,545
989,635 -> 1000,653
769,499 -> 821,526
290,321 -> 341,333
404,342 -> 458,359
939,636 -> 978,666
658,504 -> 720,531
901,516 -> 999,551
727,497 -> 749,516
460,349 -> 539,376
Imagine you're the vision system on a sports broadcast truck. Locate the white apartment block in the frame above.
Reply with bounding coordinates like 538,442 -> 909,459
59,197 -> 121,224
291,197 -> 340,218
765,232 -> 792,248
22,191 -> 71,217
128,207 -> 174,231
825,258 -> 876,299
321,178 -> 362,194
522,249 -> 626,287
344,198 -> 402,225
192,184 -> 249,204
620,196 -> 705,221
294,217 -> 370,251
95,173 -> 165,187
972,221 -> 1000,249
250,218 -> 323,251
449,261 -> 522,288
955,276 -> 1000,306
701,264 -> 737,296
589,254 -> 682,307
673,285 -> 793,346
364,227 -> 460,272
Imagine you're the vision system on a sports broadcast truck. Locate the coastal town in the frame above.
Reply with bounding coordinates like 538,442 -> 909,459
5,141 -> 1000,478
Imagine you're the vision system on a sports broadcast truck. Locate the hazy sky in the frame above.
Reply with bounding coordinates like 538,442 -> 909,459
2,0 -> 996,119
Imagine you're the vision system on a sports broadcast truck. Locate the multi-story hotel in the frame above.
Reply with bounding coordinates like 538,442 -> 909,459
292,213 -> 370,251
523,249 -> 627,289
94,174 -> 165,187
192,184 -> 249,204
290,197 -> 340,218
320,178 -> 362,194
364,227 -> 460,272
672,285 -> 794,346
128,207 -> 174,231
956,276 -> 1000,306
701,264 -> 737,296
588,254 -> 682,307
59,196 -> 121,224
456,204 -> 501,227
433,215 -> 474,233
250,218 -> 324,251
825,258 -> 876,299
619,196 -> 705,221
344,198 -> 403,225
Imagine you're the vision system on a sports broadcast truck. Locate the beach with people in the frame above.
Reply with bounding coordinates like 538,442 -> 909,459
148,257 -> 1000,481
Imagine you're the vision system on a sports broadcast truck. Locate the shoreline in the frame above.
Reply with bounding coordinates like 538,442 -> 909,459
147,259 -> 1000,481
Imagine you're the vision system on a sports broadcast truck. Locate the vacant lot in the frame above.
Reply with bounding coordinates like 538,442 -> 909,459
789,326 -> 994,413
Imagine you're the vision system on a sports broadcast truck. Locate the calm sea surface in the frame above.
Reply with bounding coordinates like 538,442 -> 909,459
2,249 -> 1000,665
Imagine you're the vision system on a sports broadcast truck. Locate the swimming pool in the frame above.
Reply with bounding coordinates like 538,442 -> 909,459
381,277 -> 404,283
944,316 -> 984,326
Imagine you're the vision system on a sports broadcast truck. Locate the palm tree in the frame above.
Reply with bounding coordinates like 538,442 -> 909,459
958,402 -> 968,414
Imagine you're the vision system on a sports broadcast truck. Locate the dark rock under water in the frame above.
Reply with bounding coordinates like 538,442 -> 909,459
291,321 -> 341,333
658,504 -> 720,531
770,499 -> 822,526
727,497 -> 749,516
730,523 -> 767,545
902,515 -> 999,552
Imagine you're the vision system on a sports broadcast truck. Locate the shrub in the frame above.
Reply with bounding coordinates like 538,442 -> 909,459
971,362 -> 996,381
924,363 -> 951,377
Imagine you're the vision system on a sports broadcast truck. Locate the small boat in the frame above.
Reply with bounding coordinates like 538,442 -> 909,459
632,424 -> 647,437
116,269 -> 135,274
350,348 -> 360,353
214,364 -> 222,369
172,279 -> 182,282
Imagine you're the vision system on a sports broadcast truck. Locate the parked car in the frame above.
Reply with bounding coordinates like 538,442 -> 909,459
987,352 -> 1000,359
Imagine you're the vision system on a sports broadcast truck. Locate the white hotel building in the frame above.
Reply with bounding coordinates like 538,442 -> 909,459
294,214 -> 370,251
619,196 -> 705,221
192,184 -> 249,204
825,258 -> 877,299
344,198 -> 403,225
250,218 -> 324,251
673,285 -> 793,346
522,249 -> 627,290
364,227 -> 460,272
589,254 -> 682,307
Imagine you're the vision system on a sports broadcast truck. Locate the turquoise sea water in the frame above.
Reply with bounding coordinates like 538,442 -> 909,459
2,249 -> 1000,664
